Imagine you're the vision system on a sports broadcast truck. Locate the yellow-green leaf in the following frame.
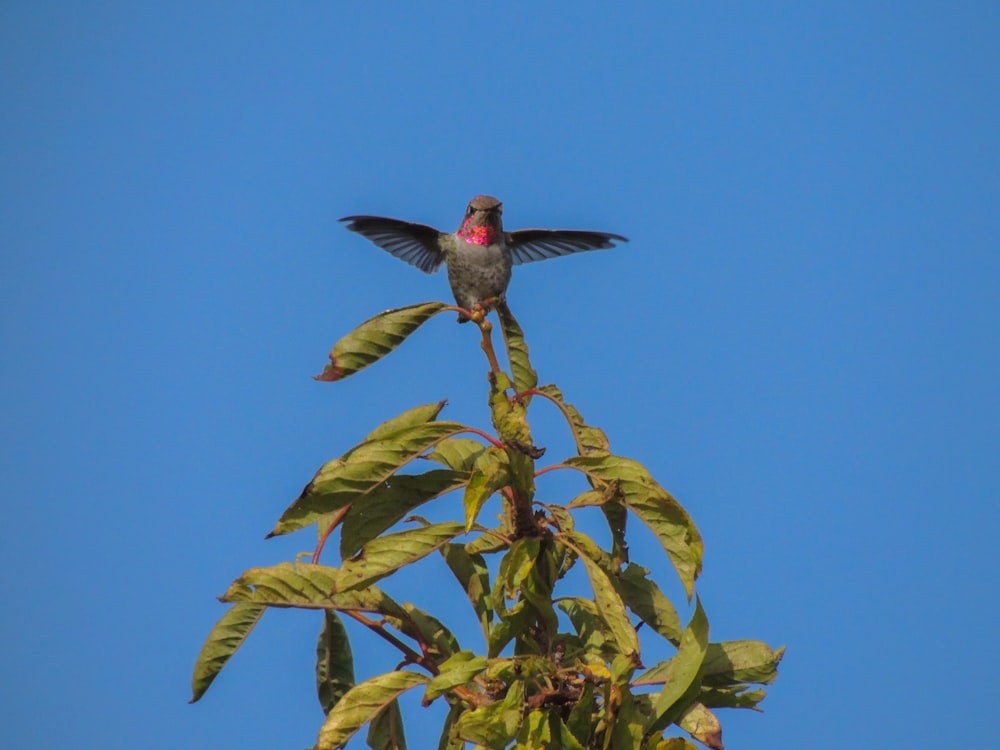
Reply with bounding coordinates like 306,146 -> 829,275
269,421 -> 466,537
190,602 -> 265,703
565,454 -> 703,599
334,521 -> 465,592
315,302 -> 450,381
340,470 -> 467,558
648,597 -> 710,734
315,670 -> 428,750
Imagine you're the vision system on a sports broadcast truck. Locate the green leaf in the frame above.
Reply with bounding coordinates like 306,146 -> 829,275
497,302 -> 538,396
426,437 -> 488,471
362,401 -> 448,442
463,449 -> 510,531
558,531 -> 640,657
566,680 -> 595,747
392,603 -> 461,660
464,528 -> 511,555
701,640 -> 784,687
220,562 -> 407,619
340,470 -> 467,558
601,500 -> 629,569
315,670 -> 428,750
487,600 -> 535,657
676,702 -> 724,750
423,651 -> 488,702
454,679 -> 525,748
536,384 -> 610,454
558,598 -> 617,657
648,597 -> 710,734
436,704 -> 465,750
190,602 -> 265,703
565,454 -> 703,599
616,563 -> 682,645
517,710 -> 553,748
315,301 -> 450,381
335,521 -> 465,592
367,698 -> 407,750
441,543 -> 493,637
269,421 -> 466,537
316,610 -> 355,714
698,685 -> 767,711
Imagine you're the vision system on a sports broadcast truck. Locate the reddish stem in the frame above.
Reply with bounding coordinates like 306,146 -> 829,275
311,504 -> 351,564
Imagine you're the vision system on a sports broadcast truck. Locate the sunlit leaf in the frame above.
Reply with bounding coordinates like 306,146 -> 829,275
315,302 -> 450,381
335,521 -> 465,592
676,702 -> 723,750
423,651 -> 488,702
463,449 -> 510,531
426,437 -> 488,472
362,401 -> 448,442
220,562 -> 406,619
339,470 -> 467,558
558,531 -> 639,656
316,610 -> 355,714
565,454 -> 703,598
497,302 -> 538,397
701,641 -> 784,687
189,602 -> 265,703
315,670 -> 428,750
269,421 -> 466,537
648,597 -> 710,734
454,679 -> 525,748
536,383 -> 610,454
558,598 -> 617,657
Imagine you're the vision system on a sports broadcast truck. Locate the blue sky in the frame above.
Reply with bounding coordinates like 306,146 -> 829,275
2,2 -> 998,748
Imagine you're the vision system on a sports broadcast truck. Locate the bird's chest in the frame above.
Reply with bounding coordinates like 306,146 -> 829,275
445,241 -> 513,301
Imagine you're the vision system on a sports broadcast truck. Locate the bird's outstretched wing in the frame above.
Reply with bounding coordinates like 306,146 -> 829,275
507,229 -> 628,265
340,216 -> 445,273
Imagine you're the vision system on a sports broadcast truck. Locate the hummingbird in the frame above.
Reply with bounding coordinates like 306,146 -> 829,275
341,195 -> 627,321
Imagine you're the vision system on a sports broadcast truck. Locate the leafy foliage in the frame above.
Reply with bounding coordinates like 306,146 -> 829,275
192,302 -> 782,749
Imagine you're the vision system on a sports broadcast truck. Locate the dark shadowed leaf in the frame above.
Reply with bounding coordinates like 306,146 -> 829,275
335,521 -> 465,592
269,421 -> 466,537
392,603 -> 461,660
441,543 -> 493,637
339,470 -> 467,558
316,610 -> 355,714
190,602 -> 266,702
616,562 -> 681,645
565,454 -> 703,598
648,597 -> 710,734
315,671 -> 428,750
315,302 -> 450,381
367,698 -> 407,750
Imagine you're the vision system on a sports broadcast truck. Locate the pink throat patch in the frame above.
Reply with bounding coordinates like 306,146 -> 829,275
460,224 -> 498,246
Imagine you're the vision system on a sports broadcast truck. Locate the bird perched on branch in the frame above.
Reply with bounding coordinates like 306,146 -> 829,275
341,195 -> 627,322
